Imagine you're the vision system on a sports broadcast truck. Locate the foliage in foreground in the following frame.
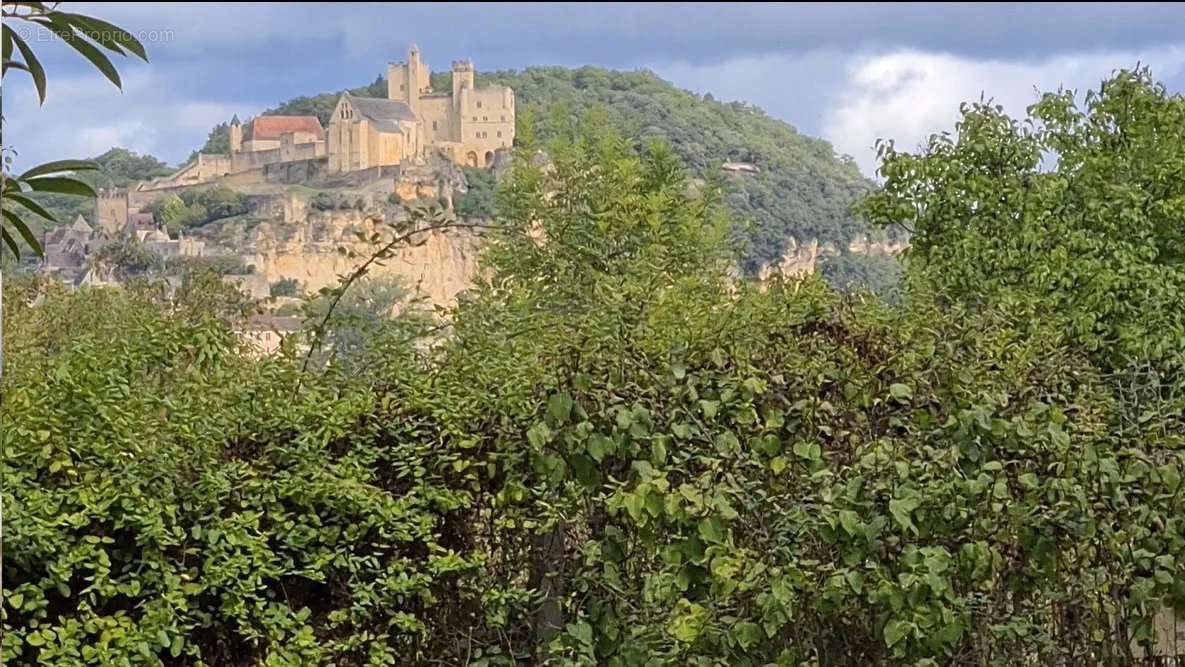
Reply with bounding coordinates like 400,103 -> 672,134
862,67 -> 1185,371
4,73 -> 1185,666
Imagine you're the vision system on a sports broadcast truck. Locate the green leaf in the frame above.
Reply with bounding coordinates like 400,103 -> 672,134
169,636 -> 184,658
889,383 -> 913,401
792,441 -> 821,462
668,601 -> 707,643
846,570 -> 865,594
548,392 -> 574,423
1158,464 -> 1181,493
55,12 -> 148,61
838,510 -> 863,537
567,620 -> 593,645
8,28 -> 46,103
698,517 -> 725,544
883,619 -> 910,648
623,492 -> 645,523
23,175 -> 97,197
526,422 -> 552,449
1018,472 -> 1039,490
734,621 -> 764,649
889,497 -> 919,534
7,592 -> 24,609
18,159 -> 98,180
2,208 -> 43,257
36,18 -> 122,89
1,226 -> 20,257
6,192 -> 60,222
651,438 -> 667,465
587,433 -> 615,463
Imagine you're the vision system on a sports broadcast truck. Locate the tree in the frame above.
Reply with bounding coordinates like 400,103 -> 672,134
146,194 -> 187,235
861,67 -> 1185,372
269,277 -> 301,298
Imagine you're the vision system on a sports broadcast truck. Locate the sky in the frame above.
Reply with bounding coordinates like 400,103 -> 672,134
6,2 -> 1185,176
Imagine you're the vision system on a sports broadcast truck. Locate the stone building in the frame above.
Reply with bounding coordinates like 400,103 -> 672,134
328,45 -> 515,172
145,44 -> 516,189
231,115 -> 325,154
327,95 -> 422,173
44,215 -> 105,270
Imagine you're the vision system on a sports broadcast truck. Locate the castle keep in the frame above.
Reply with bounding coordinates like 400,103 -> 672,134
329,45 -> 515,171
142,45 -> 514,191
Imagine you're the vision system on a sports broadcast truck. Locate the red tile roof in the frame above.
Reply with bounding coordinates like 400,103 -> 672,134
243,116 -> 325,141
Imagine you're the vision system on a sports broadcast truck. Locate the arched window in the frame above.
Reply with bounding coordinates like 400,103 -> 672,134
476,100 -> 482,109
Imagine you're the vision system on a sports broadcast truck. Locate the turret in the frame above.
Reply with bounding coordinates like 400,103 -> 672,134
451,59 -> 475,99
229,115 -> 242,154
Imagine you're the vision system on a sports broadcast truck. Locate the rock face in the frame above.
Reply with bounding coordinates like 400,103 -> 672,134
257,216 -> 476,307
198,193 -> 480,307
756,238 -> 821,281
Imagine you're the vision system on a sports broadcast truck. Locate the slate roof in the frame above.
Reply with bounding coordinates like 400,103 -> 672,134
344,94 -> 417,132
69,214 -> 93,234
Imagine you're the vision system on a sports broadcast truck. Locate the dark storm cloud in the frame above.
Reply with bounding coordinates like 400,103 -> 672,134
72,2 -> 1185,70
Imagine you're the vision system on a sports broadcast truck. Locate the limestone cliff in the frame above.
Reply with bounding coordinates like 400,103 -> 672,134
198,196 -> 479,307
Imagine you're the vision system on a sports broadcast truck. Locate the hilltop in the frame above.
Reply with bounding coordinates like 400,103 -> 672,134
193,66 -> 894,277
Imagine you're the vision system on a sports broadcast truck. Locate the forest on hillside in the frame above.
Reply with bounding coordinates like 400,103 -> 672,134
5,58 -> 1185,666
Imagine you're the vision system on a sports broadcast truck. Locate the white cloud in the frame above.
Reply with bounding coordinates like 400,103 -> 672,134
824,47 -> 1185,176
5,67 -> 251,169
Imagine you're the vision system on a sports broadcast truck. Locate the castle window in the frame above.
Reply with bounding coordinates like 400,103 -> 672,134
400,84 -> 405,91
472,117 -> 477,122
497,131 -> 502,138
501,115 -> 506,121
476,100 -> 482,108
483,116 -> 488,122
432,120 -> 438,131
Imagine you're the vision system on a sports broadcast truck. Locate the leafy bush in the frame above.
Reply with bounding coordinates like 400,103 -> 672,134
455,167 -> 498,219
269,277 -> 302,298
89,238 -> 164,279
310,192 -> 336,211
818,251 -> 904,301
5,82 -> 1185,666
144,186 -> 250,231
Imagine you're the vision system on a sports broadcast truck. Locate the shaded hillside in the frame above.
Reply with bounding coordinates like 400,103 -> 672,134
195,67 -> 886,272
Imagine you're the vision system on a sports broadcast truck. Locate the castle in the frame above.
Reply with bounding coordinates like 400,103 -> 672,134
42,46 -> 512,283
328,46 -> 515,172
141,46 -> 514,191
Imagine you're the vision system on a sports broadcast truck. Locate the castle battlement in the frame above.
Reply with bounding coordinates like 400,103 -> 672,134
333,45 -> 514,173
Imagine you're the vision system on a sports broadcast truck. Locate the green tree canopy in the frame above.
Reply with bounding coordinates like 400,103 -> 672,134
862,67 -> 1185,371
